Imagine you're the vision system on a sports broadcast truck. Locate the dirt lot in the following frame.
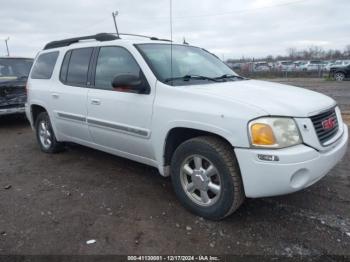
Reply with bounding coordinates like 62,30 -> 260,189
0,78 -> 349,256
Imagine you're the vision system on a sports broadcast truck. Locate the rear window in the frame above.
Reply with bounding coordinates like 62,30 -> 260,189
31,51 -> 59,79
0,58 -> 33,80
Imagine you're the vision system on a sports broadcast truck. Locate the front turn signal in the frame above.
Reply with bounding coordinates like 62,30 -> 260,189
250,123 -> 276,146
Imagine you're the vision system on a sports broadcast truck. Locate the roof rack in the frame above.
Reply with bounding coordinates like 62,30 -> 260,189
43,33 -> 119,50
116,33 -> 172,42
43,32 -> 172,50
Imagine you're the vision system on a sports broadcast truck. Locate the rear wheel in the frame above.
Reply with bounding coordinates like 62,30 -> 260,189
171,136 -> 245,220
35,112 -> 64,153
334,72 -> 345,81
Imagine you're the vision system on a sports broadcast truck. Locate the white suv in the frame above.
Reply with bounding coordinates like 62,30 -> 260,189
302,60 -> 325,71
26,33 -> 348,220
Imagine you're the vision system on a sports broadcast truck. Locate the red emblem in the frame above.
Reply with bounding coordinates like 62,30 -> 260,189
322,118 -> 335,130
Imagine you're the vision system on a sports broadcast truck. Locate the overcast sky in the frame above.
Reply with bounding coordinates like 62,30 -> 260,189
0,0 -> 349,59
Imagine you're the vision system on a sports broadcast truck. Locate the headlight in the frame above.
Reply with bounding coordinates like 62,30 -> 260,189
249,117 -> 302,148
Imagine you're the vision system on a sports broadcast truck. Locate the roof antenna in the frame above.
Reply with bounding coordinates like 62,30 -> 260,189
112,11 -> 120,38
183,37 -> 188,45
170,0 -> 173,85
4,37 -> 10,56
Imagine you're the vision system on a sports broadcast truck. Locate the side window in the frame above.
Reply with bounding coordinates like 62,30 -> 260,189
94,47 -> 142,90
31,51 -> 59,79
66,48 -> 93,86
60,50 -> 71,82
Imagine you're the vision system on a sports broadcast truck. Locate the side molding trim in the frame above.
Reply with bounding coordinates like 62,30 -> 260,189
87,118 -> 150,138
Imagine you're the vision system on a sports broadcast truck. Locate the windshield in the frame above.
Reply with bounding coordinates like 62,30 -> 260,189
136,44 -> 238,85
0,58 -> 33,80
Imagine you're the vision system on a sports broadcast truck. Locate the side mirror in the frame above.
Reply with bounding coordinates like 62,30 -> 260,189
111,74 -> 143,92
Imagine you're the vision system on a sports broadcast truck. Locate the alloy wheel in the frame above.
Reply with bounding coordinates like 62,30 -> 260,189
334,73 -> 345,81
180,155 -> 221,206
38,119 -> 52,149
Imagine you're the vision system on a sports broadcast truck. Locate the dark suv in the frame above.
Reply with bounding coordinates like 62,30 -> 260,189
0,57 -> 33,116
329,64 -> 350,81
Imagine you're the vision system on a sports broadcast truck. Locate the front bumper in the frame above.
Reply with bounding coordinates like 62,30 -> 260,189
0,106 -> 25,116
235,124 -> 348,198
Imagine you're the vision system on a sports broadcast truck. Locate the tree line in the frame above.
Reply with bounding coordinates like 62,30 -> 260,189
227,45 -> 350,63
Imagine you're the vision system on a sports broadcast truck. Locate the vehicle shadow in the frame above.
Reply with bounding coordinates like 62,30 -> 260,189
0,114 -> 30,128
64,141 -> 335,223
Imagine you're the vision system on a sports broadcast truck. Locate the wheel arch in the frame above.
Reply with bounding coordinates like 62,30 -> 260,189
29,102 -> 61,141
335,70 -> 346,74
160,124 -> 236,176
31,104 -> 47,126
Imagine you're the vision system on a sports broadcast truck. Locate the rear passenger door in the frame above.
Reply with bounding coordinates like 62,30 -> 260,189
51,47 -> 93,142
87,46 -> 155,160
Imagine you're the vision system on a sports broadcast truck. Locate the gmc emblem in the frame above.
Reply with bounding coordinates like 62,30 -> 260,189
322,117 -> 335,130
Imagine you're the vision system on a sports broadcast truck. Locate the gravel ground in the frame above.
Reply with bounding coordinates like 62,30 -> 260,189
0,78 -> 349,256
267,78 -> 350,113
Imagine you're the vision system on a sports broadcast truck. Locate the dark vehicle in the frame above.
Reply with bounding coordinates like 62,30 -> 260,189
329,64 -> 350,81
0,57 -> 33,116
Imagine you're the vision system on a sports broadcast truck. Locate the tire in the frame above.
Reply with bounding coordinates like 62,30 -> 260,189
334,72 -> 345,81
35,112 -> 64,153
170,136 -> 245,220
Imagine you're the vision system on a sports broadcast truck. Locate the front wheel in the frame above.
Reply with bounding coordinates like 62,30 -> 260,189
35,112 -> 64,153
171,136 -> 245,220
334,72 -> 345,81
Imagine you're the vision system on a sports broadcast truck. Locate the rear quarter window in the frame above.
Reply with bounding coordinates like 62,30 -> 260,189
31,51 -> 59,79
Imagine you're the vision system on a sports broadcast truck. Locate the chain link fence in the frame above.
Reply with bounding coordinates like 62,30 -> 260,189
237,69 -> 328,79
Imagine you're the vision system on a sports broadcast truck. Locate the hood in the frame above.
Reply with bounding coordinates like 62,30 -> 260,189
188,80 -> 335,117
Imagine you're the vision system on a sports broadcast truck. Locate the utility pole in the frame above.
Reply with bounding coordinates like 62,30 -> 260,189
112,11 -> 119,37
4,37 -> 10,56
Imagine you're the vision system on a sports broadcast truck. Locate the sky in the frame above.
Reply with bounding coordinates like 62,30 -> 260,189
0,0 -> 349,59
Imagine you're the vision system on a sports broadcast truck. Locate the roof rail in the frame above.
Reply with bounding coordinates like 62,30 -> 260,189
43,33 -> 119,50
117,33 -> 172,42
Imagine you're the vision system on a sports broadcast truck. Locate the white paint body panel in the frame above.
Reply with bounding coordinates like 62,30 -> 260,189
26,39 -> 348,198
235,124 -> 348,197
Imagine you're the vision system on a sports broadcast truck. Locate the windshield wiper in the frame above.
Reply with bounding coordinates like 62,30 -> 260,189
165,75 -> 220,83
214,74 -> 245,80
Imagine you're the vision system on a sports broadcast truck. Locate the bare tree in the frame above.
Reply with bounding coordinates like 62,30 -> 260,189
345,45 -> 350,58
287,47 -> 298,60
307,46 -> 325,59
266,55 -> 274,62
226,44 -> 350,63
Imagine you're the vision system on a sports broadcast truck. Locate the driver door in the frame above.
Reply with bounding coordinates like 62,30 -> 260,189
87,46 -> 155,160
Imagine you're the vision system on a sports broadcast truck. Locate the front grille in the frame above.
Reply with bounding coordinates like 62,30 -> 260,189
310,108 -> 339,145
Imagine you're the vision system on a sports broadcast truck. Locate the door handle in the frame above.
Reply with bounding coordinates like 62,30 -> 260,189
91,99 -> 101,105
52,93 -> 60,99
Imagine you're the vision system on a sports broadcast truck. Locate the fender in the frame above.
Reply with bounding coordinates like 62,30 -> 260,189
153,120 -> 242,176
